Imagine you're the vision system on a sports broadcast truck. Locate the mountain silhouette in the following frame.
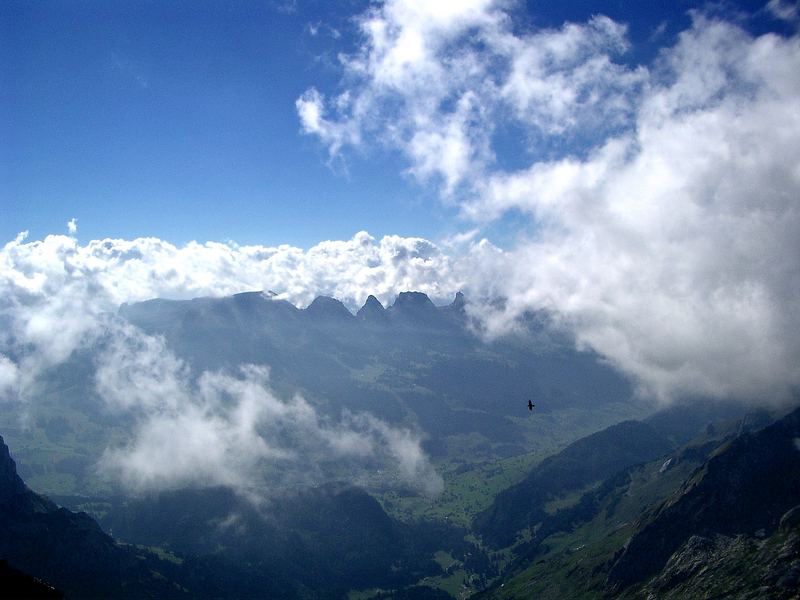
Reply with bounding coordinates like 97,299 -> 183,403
0,435 -> 185,599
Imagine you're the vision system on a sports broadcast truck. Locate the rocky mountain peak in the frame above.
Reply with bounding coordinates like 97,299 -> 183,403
0,435 -> 27,503
356,295 -> 386,320
391,291 -> 436,311
450,291 -> 466,312
305,296 -> 354,320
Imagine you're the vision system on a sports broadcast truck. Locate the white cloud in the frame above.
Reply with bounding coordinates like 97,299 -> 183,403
1,230 -> 464,317
297,0 -> 646,193
95,323 -> 190,413
463,17 -> 800,402
67,218 -> 77,235
0,354 -> 18,400
296,88 -> 361,161
97,342 -> 443,496
767,0 -> 799,24
298,4 -> 800,404
496,15 -> 644,135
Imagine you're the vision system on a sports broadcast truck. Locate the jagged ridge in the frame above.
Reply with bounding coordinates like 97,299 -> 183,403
607,406 -> 800,590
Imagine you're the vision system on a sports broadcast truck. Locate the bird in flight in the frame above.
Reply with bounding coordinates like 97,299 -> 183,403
527,400 -> 535,411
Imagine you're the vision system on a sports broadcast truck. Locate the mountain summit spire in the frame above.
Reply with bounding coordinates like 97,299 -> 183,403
357,295 -> 386,321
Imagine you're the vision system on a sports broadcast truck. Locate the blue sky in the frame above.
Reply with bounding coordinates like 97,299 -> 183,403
3,0 -> 792,248
3,0 -> 439,246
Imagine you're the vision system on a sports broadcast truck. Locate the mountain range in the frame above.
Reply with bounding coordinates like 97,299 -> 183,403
2,290 -> 798,598
2,290 -> 643,498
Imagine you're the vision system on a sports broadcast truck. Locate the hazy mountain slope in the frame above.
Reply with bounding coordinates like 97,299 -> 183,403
607,405 -> 800,591
119,290 -> 635,424
88,482 -> 489,599
643,400 -> 753,446
3,432 -> 489,599
0,435 -> 186,600
473,420 -> 674,548
475,407 -> 800,600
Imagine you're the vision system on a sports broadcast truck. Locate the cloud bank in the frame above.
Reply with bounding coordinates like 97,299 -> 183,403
297,2 -> 800,403
1,230 -> 463,314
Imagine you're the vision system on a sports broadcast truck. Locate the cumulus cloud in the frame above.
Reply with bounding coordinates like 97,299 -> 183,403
67,218 -> 77,235
1,232 -> 116,403
1,230 -> 464,318
298,3 -> 800,403
465,17 -> 800,402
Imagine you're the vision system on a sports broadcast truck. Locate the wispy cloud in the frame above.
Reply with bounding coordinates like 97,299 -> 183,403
0,355 -> 18,400
97,340 -> 443,496
767,0 -> 799,24
296,1 -> 645,195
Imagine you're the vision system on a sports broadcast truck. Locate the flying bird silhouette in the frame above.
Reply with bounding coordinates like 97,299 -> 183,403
527,400 -> 535,411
